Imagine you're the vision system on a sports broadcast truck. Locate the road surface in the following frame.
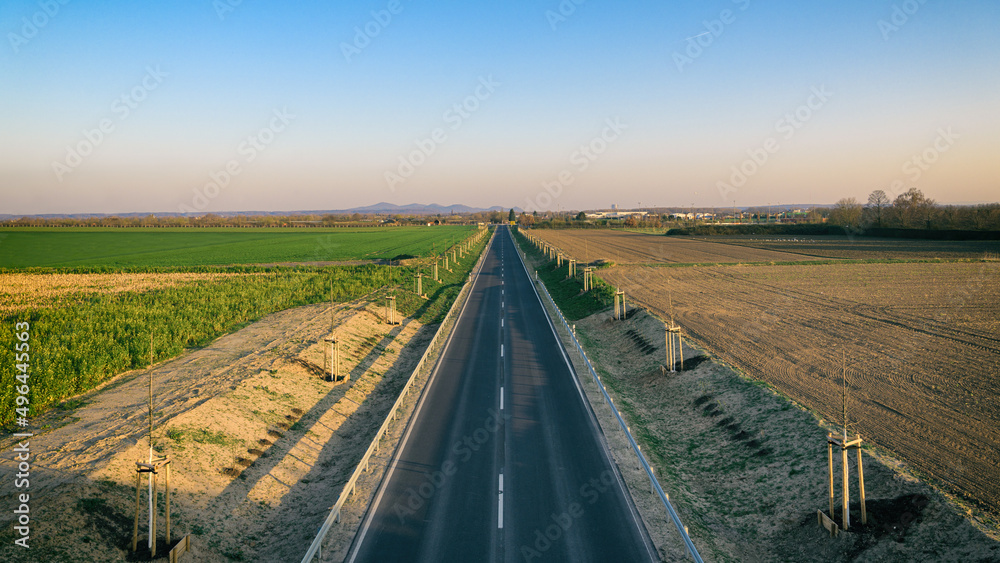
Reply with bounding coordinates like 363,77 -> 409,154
346,226 -> 658,563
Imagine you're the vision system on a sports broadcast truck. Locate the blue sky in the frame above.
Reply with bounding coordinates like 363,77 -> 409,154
1,0 -> 998,214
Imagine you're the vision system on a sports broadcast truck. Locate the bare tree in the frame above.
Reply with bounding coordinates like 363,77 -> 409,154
830,197 -> 862,228
892,188 -> 935,229
865,189 -> 890,228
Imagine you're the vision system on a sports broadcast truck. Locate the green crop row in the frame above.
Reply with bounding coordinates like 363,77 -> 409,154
390,228 -> 493,325
0,228 -> 492,428
0,225 -> 476,269
0,266 -> 402,427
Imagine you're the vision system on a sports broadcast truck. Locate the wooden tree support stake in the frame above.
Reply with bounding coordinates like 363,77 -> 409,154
613,289 -> 626,320
385,296 -> 398,325
325,335 -> 346,383
132,457 -> 172,557
817,510 -> 840,537
666,325 -> 682,372
826,434 -> 866,532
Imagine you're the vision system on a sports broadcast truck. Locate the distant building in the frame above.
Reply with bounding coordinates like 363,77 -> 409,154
585,211 -> 648,220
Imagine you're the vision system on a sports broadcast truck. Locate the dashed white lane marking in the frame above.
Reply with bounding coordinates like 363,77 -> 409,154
498,473 -> 504,529
500,386 -> 504,410
500,344 -> 504,357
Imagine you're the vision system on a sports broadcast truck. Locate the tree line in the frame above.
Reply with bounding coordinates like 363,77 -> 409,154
1,213 -> 483,228
829,189 -> 1000,231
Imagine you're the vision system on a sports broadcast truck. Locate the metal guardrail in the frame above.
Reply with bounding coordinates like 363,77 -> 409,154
510,228 -> 704,563
301,228 -> 493,563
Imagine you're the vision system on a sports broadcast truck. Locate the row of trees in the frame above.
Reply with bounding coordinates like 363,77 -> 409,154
2,212 -> 483,228
830,189 -> 1000,231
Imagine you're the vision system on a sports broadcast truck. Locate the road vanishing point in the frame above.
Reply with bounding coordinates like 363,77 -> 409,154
346,226 -> 658,563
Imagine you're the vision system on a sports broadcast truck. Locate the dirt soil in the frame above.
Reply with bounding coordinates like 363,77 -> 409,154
530,228 -> 1000,523
531,229 -> 822,264
699,235 -> 1000,261
571,307 -> 1000,562
597,261 -> 1000,523
0,295 -> 435,562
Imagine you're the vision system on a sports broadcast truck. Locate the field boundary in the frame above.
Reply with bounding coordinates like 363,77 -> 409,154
632,256 -> 991,268
509,228 -> 704,562
299,228 -> 492,562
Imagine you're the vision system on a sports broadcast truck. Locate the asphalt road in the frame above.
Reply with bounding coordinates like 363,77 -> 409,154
346,226 -> 658,563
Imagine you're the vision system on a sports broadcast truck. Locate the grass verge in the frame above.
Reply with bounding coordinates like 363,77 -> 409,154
511,227 -> 614,320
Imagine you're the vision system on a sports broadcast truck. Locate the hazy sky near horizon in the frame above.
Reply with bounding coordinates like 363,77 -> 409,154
1,0 -> 998,215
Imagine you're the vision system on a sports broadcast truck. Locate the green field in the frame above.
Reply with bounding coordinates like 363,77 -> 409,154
0,226 -> 475,269
0,228 -> 491,427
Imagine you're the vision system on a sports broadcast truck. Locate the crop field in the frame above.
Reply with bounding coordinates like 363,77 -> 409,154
530,229 -> 822,264
0,272 -> 255,313
0,267 -> 404,426
0,227 -> 490,426
527,228 -> 1000,516
601,261 -> 1000,515
698,235 -> 1000,261
0,225 -> 475,269
530,229 -> 1000,264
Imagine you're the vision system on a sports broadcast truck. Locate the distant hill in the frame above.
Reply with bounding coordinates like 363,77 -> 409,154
0,202 -> 521,220
338,202 -> 515,215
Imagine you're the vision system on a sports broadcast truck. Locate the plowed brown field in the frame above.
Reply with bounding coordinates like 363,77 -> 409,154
530,229 -> 820,264
700,235 -> 1000,261
532,229 -> 1000,515
601,261 -> 1000,514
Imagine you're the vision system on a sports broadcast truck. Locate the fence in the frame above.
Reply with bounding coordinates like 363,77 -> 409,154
510,229 -> 704,563
300,229 -> 494,562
